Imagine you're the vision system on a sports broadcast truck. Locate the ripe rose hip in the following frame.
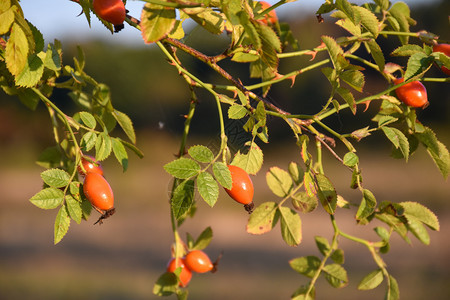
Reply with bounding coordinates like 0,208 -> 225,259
167,257 -> 192,287
185,250 -> 214,273
393,78 -> 428,108
92,0 -> 126,32
258,1 -> 278,25
83,172 -> 115,224
224,165 -> 255,213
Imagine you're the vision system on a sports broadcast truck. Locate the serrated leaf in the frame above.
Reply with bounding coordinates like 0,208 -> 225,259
415,127 -> 450,179
343,152 -> 359,167
289,256 -> 321,277
184,7 -> 224,35
335,0 -> 356,24
323,263 -> 348,288
5,23 -> 29,76
153,272 -> 177,296
228,104 -> 248,119
54,205 -> 70,244
30,187 -> 64,209
79,111 -> 96,129
112,138 -> 128,172
279,206 -> 302,246
266,167 -> 293,198
322,35 -> 344,71
331,248 -> 345,264
405,215 -> 430,245
164,158 -> 201,179
197,172 -> 219,207
337,87 -> 356,114
15,53 -> 44,87
188,145 -> 214,163
141,3 -> 176,43
334,16 -> 361,36
315,236 -> 330,256
291,285 -> 316,300
171,179 -> 195,221
365,39 -> 385,72
65,195 -> 82,224
400,201 -> 439,231
192,226 -> 213,251
81,132 -> 97,151
314,173 -> 337,215
341,70 -> 365,92
212,162 -> 232,189
238,11 -> 261,50
40,168 -> 70,188
0,2 -> 15,35
382,126 -> 409,161
391,44 -> 424,57
353,6 -> 379,38
404,52 -> 432,80
231,141 -> 263,175
358,269 -> 384,290
44,42 -> 62,71
95,132 -> 112,161
388,2 -> 414,44
113,110 -> 136,144
247,202 -> 278,235
356,189 -> 377,220
231,51 -> 260,63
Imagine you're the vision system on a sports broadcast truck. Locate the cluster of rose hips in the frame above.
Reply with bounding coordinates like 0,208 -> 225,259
166,250 -> 218,287
78,155 -> 115,224
394,43 -> 449,108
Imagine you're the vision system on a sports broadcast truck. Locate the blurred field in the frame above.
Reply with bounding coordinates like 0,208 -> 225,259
0,130 -> 449,300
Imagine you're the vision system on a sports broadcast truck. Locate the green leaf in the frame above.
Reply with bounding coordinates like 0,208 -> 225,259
386,274 -> 400,300
323,263 -> 348,288
279,206 -> 302,246
289,256 -> 321,278
197,172 -> 219,207
404,52 -> 432,80
95,132 -> 112,161
266,167 -> 293,198
415,127 -> 450,179
141,3 -> 176,43
44,42 -> 62,71
17,88 -> 39,110
315,236 -> 330,256
15,53 -> 44,87
184,7 -> 224,35
322,35 -> 344,71
381,127 -> 409,161
188,145 -> 214,163
353,6 -> 379,38
81,132 -> 97,152
153,272 -> 177,296
191,226 -> 213,251
0,1 -> 15,35
228,104 -> 248,119
212,162 -> 232,189
288,162 -> 304,185
341,70 -> 365,92
400,201 -> 439,231
113,110 -> 136,144
291,192 -> 318,213
164,158 -> 201,179
405,216 -> 430,245
337,87 -> 356,114
291,285 -> 315,300
343,152 -> 359,167
171,179 -> 195,221
231,51 -> 259,63
54,205 -> 70,244
356,189 -> 377,220
231,141 -> 263,175
40,168 -> 70,188
30,187 -> 64,209
65,195 -> 82,224
238,11 -> 261,50
358,269 -> 384,290
365,39 -> 385,72
79,111 -> 96,129
391,44 -> 424,57
247,202 -> 278,235
331,248 -> 345,264
112,138 -> 128,172
388,2 -> 414,44
314,173 -> 338,215
335,0 -> 356,24
5,23 -> 29,76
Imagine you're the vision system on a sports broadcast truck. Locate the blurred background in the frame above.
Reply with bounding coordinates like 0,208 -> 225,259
1,0 -> 449,299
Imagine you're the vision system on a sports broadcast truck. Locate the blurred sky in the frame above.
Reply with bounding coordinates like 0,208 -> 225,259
20,0 -> 440,46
